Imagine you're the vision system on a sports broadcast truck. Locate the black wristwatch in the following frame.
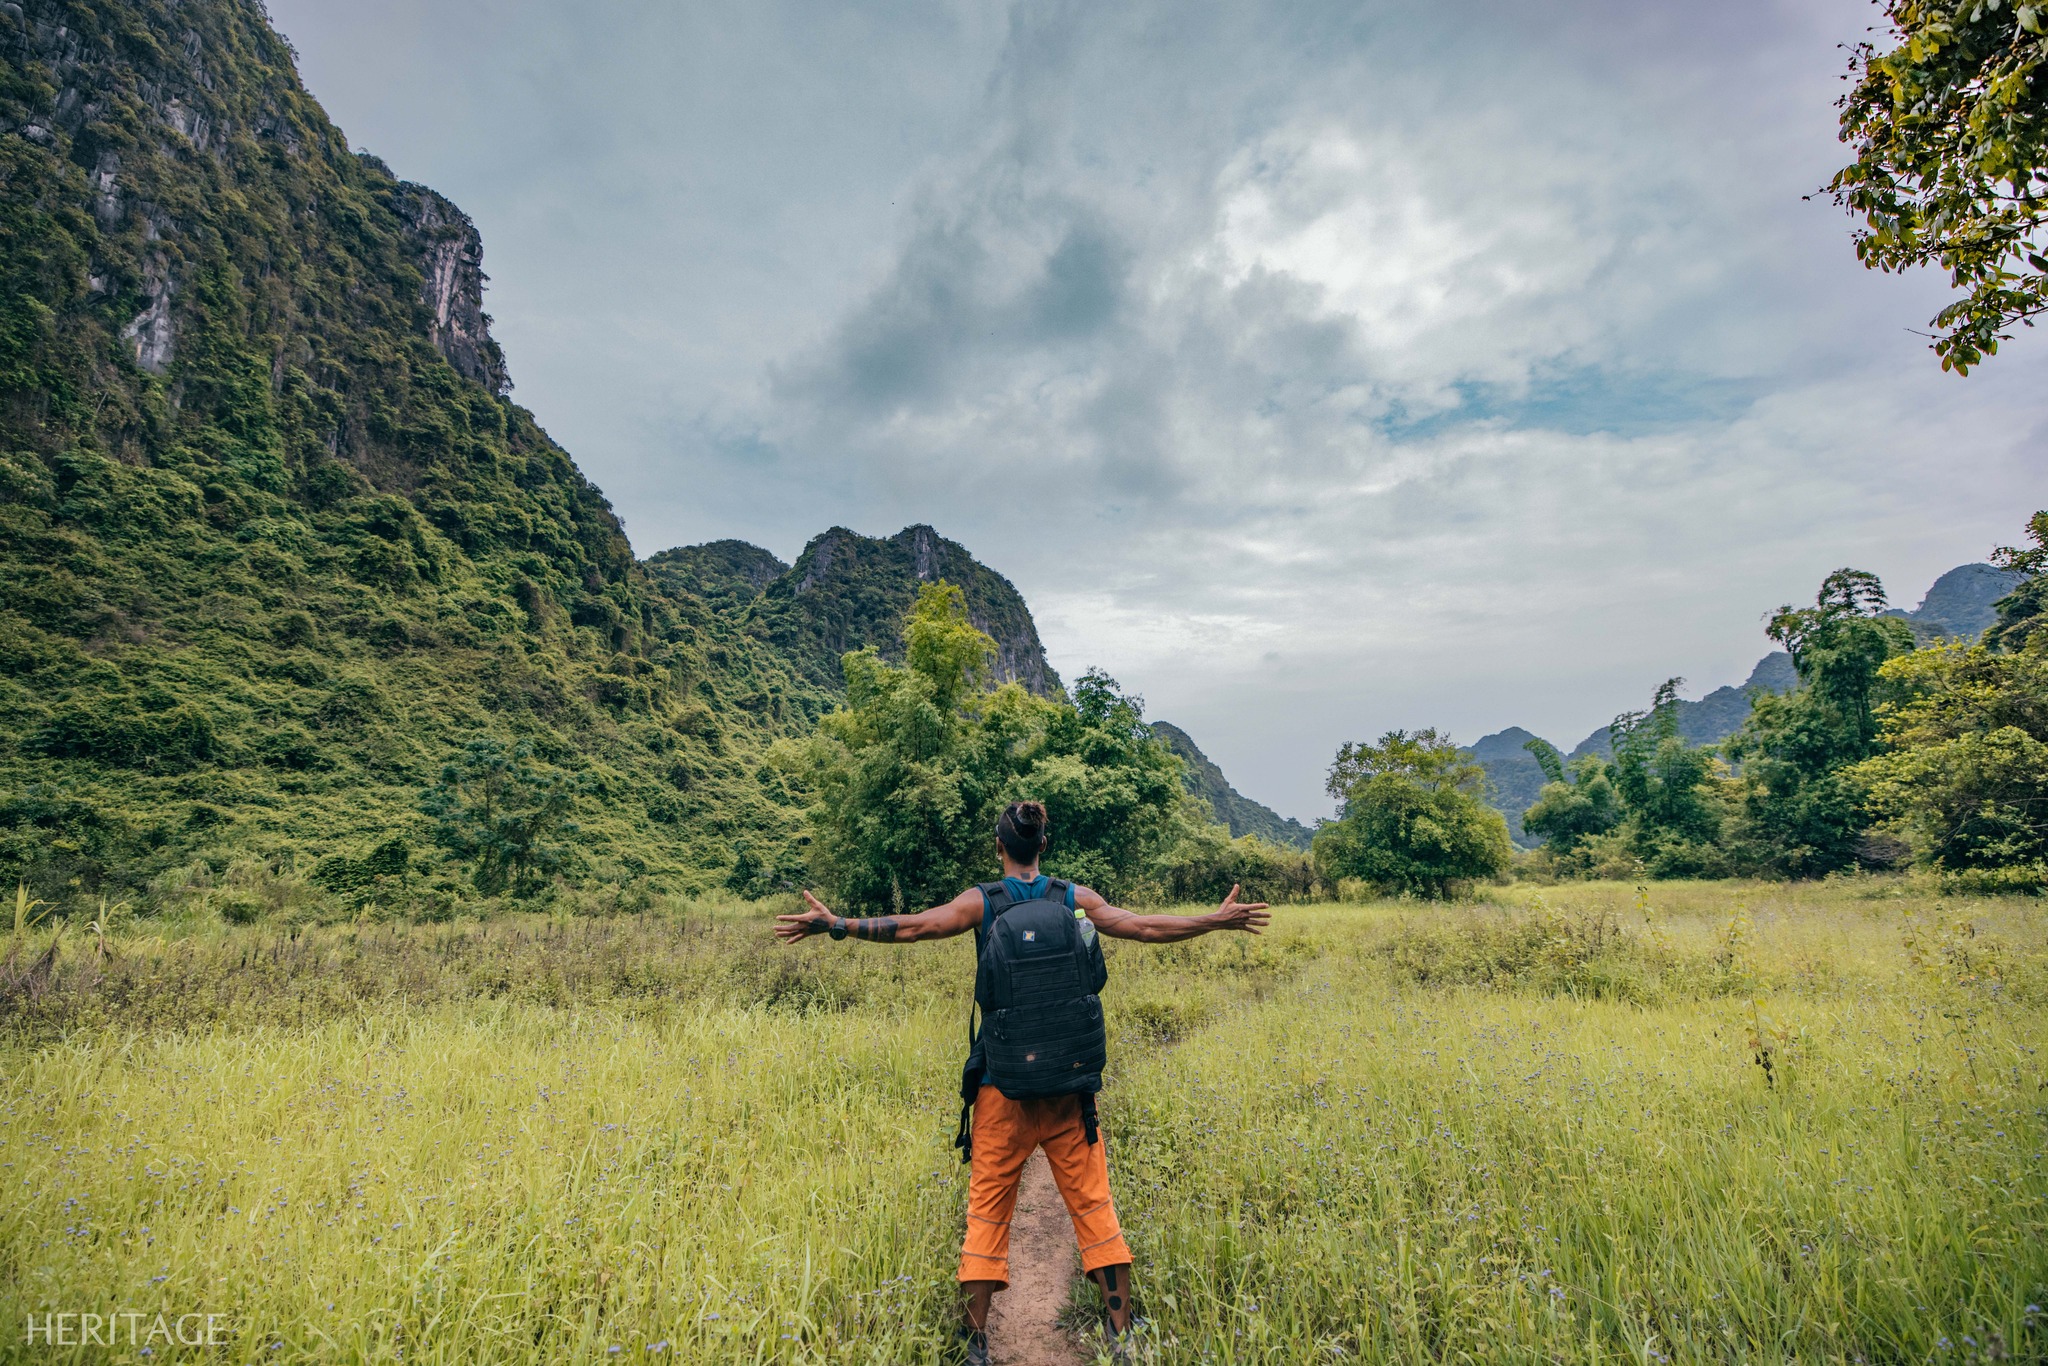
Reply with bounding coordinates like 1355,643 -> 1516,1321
826,916 -> 848,941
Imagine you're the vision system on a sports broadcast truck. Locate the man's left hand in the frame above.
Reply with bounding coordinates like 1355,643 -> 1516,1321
1213,884 -> 1271,933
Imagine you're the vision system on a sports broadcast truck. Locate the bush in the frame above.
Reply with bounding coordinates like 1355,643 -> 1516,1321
1151,827 -> 1317,905
25,700 -> 218,771
1942,862 -> 2048,896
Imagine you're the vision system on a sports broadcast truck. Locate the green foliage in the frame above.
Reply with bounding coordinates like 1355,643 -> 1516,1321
1832,1 -> 2048,372
1988,510 -> 2048,650
1311,729 -> 1513,897
1149,824 -> 1318,905
420,739 -> 587,897
1521,746 -> 1623,856
0,0 -> 826,911
1856,640 -> 2048,889
309,836 -> 413,907
641,540 -> 788,612
1728,571 -> 1917,877
23,696 -> 218,771
1031,668 -> 1187,895
1607,678 -> 1730,877
796,584 -> 1181,911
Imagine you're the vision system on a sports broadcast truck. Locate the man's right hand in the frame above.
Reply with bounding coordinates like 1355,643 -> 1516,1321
773,889 -> 836,943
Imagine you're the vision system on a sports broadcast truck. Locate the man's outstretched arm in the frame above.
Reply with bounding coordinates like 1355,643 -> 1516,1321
773,887 -> 983,944
1080,883 -> 1270,942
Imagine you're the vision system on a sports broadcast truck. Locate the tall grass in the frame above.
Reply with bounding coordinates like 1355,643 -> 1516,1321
3,884 -> 2044,1363
1109,896 -> 2048,1363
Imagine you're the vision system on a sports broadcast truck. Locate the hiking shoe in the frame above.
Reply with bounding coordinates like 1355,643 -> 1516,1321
959,1330 -> 991,1366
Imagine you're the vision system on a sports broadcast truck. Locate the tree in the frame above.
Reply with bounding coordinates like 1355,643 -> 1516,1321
799,582 -> 1003,913
1854,641 -> 2048,889
1832,1 -> 2048,373
1987,509 -> 2048,651
796,583 -> 1183,912
1855,513 -> 2048,889
1607,680 -> 1729,877
420,739 -> 586,897
1311,729 -> 1511,898
1520,738 -> 1623,855
1024,669 -> 1185,896
1727,570 -> 1917,876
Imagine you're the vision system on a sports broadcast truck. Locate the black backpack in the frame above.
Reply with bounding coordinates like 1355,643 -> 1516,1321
953,877 -> 1108,1162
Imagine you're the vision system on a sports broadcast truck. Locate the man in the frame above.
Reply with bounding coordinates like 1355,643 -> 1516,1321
775,799 -> 1270,1362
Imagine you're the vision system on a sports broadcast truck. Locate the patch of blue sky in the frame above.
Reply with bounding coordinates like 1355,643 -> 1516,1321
1379,369 -> 1764,442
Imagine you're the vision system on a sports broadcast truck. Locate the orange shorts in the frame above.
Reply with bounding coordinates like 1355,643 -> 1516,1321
957,1085 -> 1132,1286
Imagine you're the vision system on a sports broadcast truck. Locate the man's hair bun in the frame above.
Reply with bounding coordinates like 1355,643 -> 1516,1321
996,800 -> 1049,861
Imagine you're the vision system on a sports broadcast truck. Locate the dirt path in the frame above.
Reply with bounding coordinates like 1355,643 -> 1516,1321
988,1150 -> 1086,1366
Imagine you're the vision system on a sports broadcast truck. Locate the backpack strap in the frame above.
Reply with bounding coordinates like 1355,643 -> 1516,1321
958,880 -> 1013,1166
975,880 -> 1017,953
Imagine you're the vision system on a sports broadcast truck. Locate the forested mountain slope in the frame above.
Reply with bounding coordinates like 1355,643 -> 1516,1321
642,540 -> 788,613
0,0 -> 821,900
1150,722 -> 1311,849
1468,563 -> 2023,842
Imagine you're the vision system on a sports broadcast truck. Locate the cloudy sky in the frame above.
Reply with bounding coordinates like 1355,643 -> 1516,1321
269,0 -> 2042,821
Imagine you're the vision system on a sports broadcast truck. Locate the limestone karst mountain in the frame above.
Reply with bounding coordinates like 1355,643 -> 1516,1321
0,0 -> 1246,903
0,0 -> 823,897
1149,722 -> 1312,850
737,524 -> 1061,697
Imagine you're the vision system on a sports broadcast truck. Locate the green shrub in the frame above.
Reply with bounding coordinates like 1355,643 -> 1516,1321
24,700 -> 217,771
1151,827 -> 1317,904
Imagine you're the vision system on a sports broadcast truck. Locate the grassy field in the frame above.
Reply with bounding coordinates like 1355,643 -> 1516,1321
2,880 -> 2044,1364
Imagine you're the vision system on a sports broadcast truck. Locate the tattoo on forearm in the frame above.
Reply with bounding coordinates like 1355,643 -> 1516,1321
849,916 -> 900,942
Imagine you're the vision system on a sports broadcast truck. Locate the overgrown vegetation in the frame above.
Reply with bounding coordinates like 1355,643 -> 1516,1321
5,883 -> 2044,1362
1508,520 -> 2048,891
0,0 -> 842,913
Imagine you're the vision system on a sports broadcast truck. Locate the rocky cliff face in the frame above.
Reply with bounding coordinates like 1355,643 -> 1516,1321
391,181 -> 510,395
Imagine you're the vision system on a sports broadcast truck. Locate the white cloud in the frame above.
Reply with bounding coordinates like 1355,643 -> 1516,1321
270,0 -> 2047,821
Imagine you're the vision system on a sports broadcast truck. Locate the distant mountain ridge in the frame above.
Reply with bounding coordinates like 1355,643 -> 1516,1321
646,529 -> 1310,849
1150,722 -> 1313,850
647,525 -> 1062,698
1886,562 -> 2024,641
1468,562 -> 2022,845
